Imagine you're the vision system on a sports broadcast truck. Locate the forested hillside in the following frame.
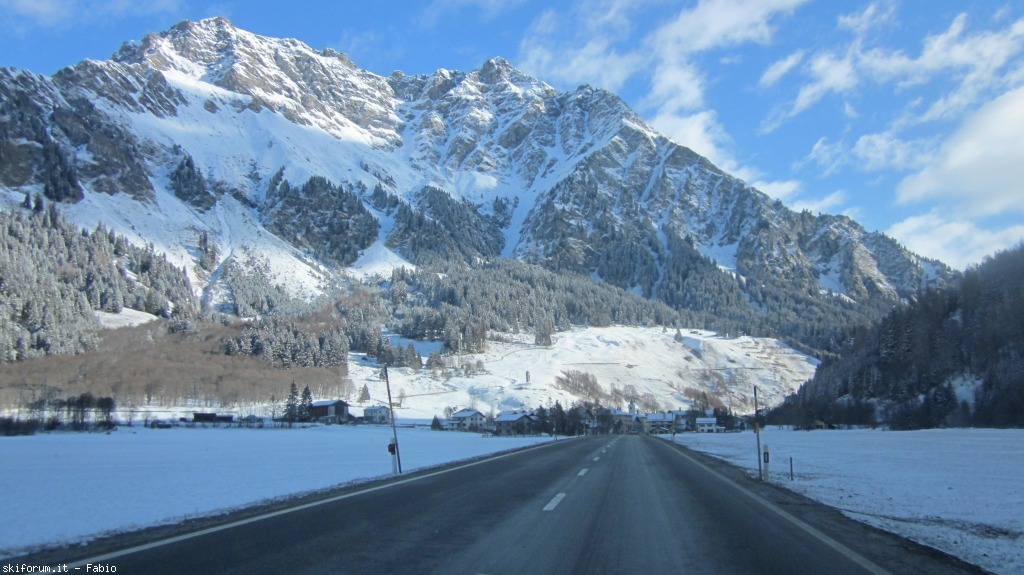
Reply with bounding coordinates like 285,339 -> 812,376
0,203 -> 698,408
785,245 -> 1024,428
0,202 -> 198,362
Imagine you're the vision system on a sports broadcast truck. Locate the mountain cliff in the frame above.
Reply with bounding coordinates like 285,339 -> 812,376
0,17 -> 955,354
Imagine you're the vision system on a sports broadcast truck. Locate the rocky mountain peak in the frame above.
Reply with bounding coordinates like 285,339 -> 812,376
475,57 -> 523,84
111,17 -> 401,146
114,17 -> 242,74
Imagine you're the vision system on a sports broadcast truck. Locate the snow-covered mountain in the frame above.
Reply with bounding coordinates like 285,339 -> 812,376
0,17 -> 954,336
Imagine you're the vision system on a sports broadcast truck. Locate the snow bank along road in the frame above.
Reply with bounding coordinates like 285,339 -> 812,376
11,436 -> 985,574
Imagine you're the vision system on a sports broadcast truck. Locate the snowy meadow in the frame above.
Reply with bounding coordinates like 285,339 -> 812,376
0,425 -> 552,558
674,428 -> 1024,575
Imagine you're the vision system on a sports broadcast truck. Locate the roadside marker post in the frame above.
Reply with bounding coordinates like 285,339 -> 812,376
384,364 -> 403,475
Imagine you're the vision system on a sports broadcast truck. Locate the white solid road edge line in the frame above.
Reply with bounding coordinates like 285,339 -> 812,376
659,439 -> 891,575
542,493 -> 567,511
65,438 -> 573,568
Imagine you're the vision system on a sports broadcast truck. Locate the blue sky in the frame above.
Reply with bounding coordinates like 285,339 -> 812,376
2,0 -> 1023,270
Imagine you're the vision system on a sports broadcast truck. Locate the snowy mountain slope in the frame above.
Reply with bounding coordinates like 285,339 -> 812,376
348,325 -> 817,420
0,17 -> 956,346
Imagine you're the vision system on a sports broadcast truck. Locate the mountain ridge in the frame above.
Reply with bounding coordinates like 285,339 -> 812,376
0,17 -> 956,355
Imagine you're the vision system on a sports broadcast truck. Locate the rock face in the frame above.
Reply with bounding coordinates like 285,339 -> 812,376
0,17 -> 955,348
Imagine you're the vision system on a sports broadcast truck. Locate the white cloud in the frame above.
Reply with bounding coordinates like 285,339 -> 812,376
897,87 -> 1024,216
793,190 -> 847,214
517,2 -> 643,93
759,50 -> 804,88
836,1 -> 897,37
649,110 -> 730,164
887,212 -> 1024,270
648,0 -> 807,55
852,132 -> 932,171
790,51 -> 859,117
800,136 -> 847,176
640,0 -> 807,180
751,178 -> 801,201
519,37 -> 642,93
642,58 -> 706,112
774,8 -> 1024,133
645,0 -> 807,114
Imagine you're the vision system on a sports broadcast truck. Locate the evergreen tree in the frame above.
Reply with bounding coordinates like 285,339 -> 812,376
552,401 -> 566,435
284,382 -> 299,425
535,405 -> 550,434
431,415 -> 444,430
358,384 -> 371,403
300,385 -> 313,421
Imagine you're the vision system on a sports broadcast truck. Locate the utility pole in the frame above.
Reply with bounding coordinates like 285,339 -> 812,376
754,385 -> 763,481
384,365 -> 402,474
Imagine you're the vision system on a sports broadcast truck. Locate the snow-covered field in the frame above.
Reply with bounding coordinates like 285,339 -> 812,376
0,425 -> 552,558
674,428 -> 1024,575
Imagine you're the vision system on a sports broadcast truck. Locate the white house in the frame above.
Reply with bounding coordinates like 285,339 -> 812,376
363,405 -> 391,424
449,408 -> 487,431
696,416 -> 721,433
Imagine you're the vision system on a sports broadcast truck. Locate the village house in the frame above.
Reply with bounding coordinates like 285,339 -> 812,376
647,411 -> 689,433
646,412 -> 674,434
449,408 -> 487,432
310,399 -> 349,424
363,405 -> 391,424
493,411 -> 535,436
695,409 -> 722,433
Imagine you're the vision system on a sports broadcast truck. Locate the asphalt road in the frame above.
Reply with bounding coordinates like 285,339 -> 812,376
18,435 -> 986,574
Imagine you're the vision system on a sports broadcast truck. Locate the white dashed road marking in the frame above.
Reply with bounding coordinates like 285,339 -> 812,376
543,493 -> 567,511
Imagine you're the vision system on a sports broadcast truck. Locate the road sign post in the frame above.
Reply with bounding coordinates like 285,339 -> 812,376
754,385 -> 763,481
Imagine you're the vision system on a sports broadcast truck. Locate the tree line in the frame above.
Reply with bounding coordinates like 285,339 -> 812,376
778,244 -> 1024,429
1,391 -> 117,436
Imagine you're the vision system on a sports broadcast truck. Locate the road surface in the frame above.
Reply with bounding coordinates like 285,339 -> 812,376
13,435 -> 984,574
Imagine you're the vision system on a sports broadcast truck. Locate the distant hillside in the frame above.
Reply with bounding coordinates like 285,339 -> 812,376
786,245 -> 1024,428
